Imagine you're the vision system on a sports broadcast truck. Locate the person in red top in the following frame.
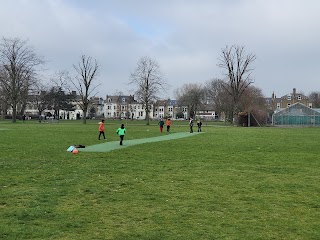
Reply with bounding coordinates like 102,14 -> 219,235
98,119 -> 106,140
166,118 -> 171,133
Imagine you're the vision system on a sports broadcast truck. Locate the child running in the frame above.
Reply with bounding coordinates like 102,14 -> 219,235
116,124 -> 126,145
98,119 -> 106,140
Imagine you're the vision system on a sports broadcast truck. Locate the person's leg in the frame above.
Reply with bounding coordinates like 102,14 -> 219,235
98,131 -> 102,140
120,135 -> 124,145
102,132 -> 106,140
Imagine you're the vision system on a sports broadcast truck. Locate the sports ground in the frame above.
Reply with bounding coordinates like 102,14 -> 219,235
1,120 -> 320,239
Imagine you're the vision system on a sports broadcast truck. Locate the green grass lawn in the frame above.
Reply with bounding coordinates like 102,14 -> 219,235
1,119 -> 319,239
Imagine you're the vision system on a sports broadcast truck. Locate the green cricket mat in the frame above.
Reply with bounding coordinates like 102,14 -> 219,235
79,132 -> 203,153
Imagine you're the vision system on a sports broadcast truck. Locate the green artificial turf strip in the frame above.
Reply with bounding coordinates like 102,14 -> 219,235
80,132 -> 203,152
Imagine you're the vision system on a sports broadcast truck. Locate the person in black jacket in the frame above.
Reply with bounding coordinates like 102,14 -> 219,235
197,120 -> 202,132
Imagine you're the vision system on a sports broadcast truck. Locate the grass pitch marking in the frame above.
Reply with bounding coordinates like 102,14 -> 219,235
79,132 -> 203,153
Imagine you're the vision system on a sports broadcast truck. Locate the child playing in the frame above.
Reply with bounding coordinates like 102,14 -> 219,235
166,118 -> 171,133
158,118 -> 164,132
98,119 -> 106,140
116,124 -> 126,145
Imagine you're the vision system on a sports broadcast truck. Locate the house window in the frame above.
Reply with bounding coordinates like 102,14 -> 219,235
287,103 -> 291,107
287,95 -> 291,100
108,106 -> 111,110
277,103 -> 280,108
122,98 -> 126,103
168,107 -> 173,112
108,98 -> 112,102
309,103 -> 312,108
298,95 -> 301,100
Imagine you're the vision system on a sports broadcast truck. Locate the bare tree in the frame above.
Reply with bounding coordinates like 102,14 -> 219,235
238,85 -> 267,126
309,91 -> 320,108
0,69 -> 10,119
51,70 -> 71,92
218,45 -> 256,123
175,83 -> 205,119
47,71 -> 75,119
72,55 -> 99,124
130,56 -> 167,125
205,78 -> 233,122
239,85 -> 266,112
29,82 -> 49,118
0,37 -> 44,122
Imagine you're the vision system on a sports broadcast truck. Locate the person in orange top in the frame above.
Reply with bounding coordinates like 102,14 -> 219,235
98,119 -> 106,140
166,118 -> 171,133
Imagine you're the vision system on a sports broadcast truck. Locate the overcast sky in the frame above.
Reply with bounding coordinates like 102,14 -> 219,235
0,0 -> 319,99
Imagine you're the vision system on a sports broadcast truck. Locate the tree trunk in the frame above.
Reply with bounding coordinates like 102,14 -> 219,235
82,106 -> 87,124
145,108 -> 150,125
12,103 -> 17,123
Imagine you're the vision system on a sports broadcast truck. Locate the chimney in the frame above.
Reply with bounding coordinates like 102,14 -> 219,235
293,88 -> 296,96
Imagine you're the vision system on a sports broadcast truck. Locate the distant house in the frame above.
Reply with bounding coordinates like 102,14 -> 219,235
104,95 -> 153,120
153,100 -> 167,119
89,97 -> 105,118
196,105 -> 217,120
267,88 -> 313,111
153,99 -> 187,119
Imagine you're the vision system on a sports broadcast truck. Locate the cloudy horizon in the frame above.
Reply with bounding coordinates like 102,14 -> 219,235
1,0 -> 319,99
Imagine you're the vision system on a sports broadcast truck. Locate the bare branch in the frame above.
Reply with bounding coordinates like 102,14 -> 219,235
0,37 -> 44,122
72,55 -> 100,124
217,45 -> 256,121
129,56 -> 168,125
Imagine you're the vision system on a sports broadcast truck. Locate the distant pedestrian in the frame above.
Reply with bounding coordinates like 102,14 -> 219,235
189,117 -> 194,133
98,119 -> 106,140
116,124 -> 126,145
158,118 -> 164,133
197,120 -> 202,132
22,114 -> 26,122
166,118 -> 171,133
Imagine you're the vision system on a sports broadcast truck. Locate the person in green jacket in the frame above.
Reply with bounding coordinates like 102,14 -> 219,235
116,124 -> 126,145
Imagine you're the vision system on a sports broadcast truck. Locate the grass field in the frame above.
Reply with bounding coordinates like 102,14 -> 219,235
1,119 -> 320,239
